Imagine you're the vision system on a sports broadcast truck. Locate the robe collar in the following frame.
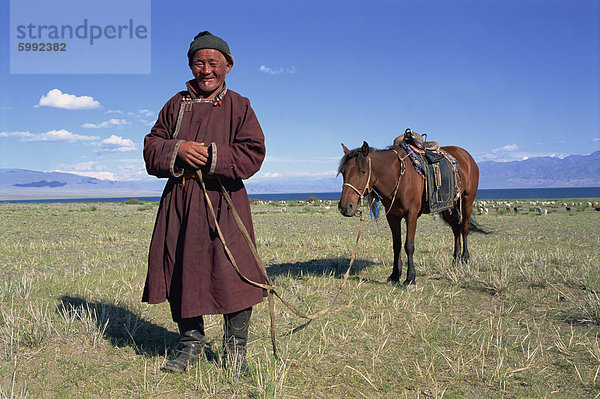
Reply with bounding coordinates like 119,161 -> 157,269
185,80 -> 227,103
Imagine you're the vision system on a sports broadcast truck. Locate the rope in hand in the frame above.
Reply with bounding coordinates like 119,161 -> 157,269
195,169 -> 364,357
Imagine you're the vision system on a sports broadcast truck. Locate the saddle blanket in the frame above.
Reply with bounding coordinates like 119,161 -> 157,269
399,142 -> 460,213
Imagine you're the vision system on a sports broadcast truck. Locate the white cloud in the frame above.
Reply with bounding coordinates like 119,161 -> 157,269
1,129 -> 139,156
127,109 -> 155,118
491,144 -> 519,153
288,170 -> 338,178
475,143 -> 570,162
55,160 -> 117,180
37,89 -> 100,110
137,109 -> 155,117
259,65 -> 297,75
71,161 -> 99,171
34,129 -> 100,142
105,109 -> 155,126
0,129 -> 99,142
261,172 -> 283,178
0,131 -> 25,138
254,170 -> 337,179
54,159 -> 148,181
475,144 -> 520,161
82,118 -> 128,129
95,135 -> 137,153
120,109 -> 156,126
115,161 -> 148,180
54,169 -> 117,181
593,137 -> 600,142
264,156 -> 336,164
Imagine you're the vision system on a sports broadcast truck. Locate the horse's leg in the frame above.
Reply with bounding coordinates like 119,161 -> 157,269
386,213 -> 402,283
442,209 -> 462,262
461,223 -> 470,263
403,213 -> 418,286
461,198 -> 474,263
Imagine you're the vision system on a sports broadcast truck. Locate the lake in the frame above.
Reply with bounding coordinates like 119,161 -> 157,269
3,187 -> 600,203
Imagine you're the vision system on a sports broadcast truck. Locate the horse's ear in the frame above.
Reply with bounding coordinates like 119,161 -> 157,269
361,141 -> 370,156
341,143 -> 350,154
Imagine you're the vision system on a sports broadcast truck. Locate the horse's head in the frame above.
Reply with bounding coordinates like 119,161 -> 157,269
338,141 -> 372,217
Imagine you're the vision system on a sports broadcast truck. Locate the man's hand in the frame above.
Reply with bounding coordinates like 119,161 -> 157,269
177,141 -> 209,168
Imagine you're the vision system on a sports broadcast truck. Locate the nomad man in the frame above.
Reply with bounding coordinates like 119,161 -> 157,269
142,31 -> 267,374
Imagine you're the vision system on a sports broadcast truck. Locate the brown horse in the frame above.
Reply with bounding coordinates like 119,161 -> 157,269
338,141 -> 479,286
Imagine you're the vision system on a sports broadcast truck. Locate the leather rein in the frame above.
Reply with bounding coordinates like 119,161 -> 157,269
195,169 -> 364,358
171,101 -> 364,357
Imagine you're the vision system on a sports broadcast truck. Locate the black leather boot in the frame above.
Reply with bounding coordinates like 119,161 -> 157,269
224,307 -> 252,374
163,316 -> 205,373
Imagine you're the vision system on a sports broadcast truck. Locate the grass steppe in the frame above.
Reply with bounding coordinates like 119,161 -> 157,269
1,199 -> 599,398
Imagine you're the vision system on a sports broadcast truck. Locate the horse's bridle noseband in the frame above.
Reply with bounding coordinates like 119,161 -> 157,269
342,156 -> 373,200
342,150 -> 408,219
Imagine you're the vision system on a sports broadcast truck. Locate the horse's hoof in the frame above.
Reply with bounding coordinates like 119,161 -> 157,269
387,276 -> 400,284
403,280 -> 416,288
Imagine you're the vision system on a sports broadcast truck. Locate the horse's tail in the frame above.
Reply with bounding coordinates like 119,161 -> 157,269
468,217 -> 493,235
440,212 -> 493,235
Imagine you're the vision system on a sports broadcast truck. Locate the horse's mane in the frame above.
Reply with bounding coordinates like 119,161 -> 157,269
337,146 -> 395,174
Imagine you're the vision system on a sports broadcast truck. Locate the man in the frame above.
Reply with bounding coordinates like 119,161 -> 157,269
142,31 -> 267,374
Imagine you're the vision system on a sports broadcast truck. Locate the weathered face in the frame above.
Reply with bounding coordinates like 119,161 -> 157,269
338,144 -> 371,217
190,49 -> 232,98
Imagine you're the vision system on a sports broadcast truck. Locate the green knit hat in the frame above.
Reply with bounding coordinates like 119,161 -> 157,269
187,31 -> 234,66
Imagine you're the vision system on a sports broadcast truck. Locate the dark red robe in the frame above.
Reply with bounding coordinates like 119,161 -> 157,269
142,81 -> 266,320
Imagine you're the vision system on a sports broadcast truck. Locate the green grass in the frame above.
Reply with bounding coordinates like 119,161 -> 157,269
0,199 -> 599,398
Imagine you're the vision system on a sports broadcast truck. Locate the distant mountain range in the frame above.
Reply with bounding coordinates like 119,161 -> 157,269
1,151 -> 599,200
0,169 -> 165,200
477,150 -> 600,188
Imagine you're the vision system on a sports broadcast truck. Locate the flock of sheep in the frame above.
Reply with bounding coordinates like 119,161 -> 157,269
474,200 -> 600,215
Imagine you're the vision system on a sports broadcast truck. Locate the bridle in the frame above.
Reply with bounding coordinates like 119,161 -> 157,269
341,149 -> 408,220
342,156 -> 373,201
196,168 -> 367,358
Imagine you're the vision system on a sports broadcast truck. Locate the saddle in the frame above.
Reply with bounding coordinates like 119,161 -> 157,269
393,129 -> 439,151
394,129 -> 460,213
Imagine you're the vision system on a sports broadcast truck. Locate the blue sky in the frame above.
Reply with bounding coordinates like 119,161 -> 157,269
1,0 -> 599,183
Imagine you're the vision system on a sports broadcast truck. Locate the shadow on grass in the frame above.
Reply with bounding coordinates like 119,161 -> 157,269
56,259 -> 376,357
58,295 -> 180,357
265,257 -> 375,279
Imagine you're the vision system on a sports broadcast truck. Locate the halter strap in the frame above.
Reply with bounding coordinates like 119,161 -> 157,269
342,182 -> 364,196
342,150 -> 409,220
369,149 -> 408,219
342,157 -> 372,200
